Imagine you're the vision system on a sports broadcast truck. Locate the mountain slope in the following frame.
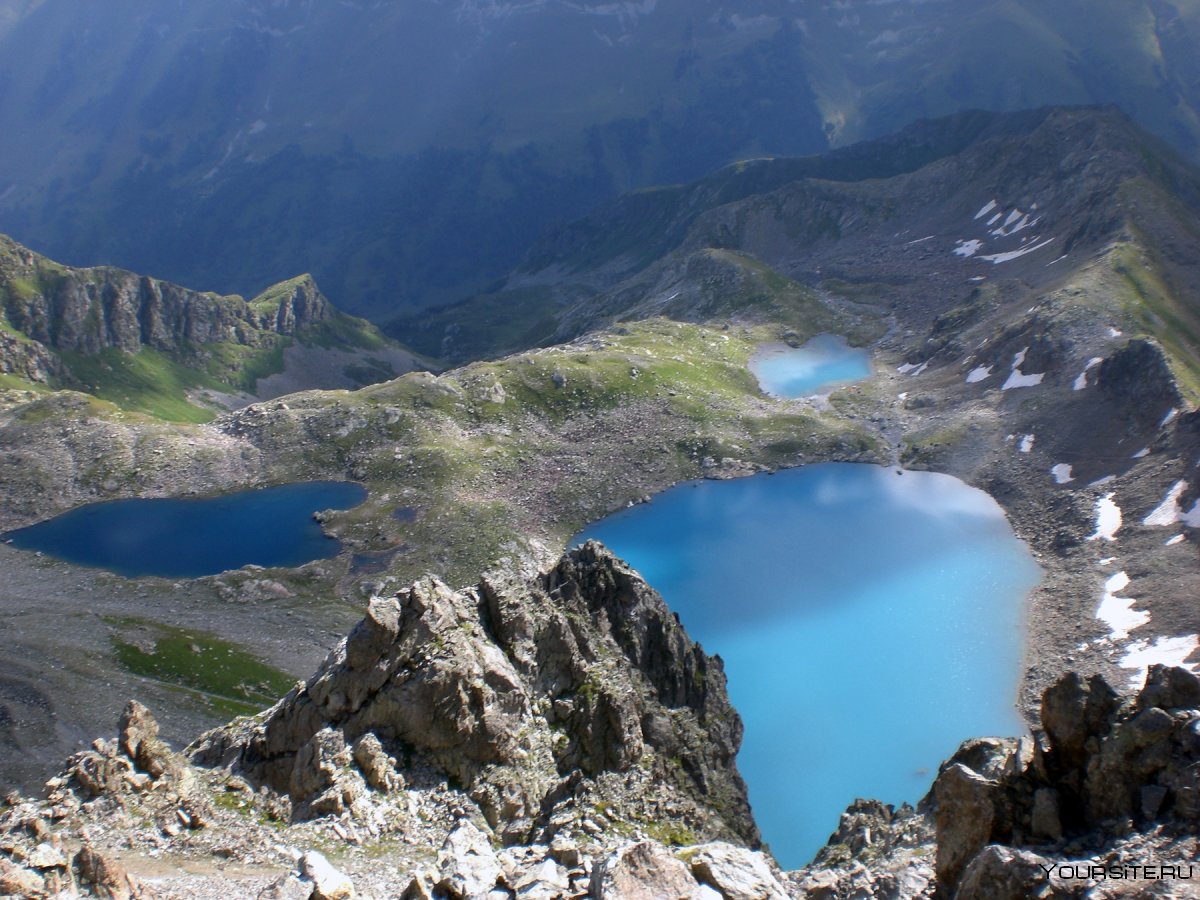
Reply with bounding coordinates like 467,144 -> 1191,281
1,2 -> 1200,317
0,235 -> 423,421
396,106 -> 1200,382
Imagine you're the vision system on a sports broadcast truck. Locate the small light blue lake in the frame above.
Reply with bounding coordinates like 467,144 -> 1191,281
575,463 -> 1039,867
751,334 -> 872,397
2,481 -> 367,578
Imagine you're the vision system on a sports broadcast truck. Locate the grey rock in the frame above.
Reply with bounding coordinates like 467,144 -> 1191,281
118,701 -> 176,780
955,846 -> 1057,900
300,850 -> 355,900
437,821 -> 503,899
190,543 -> 756,847
1030,788 -> 1062,842
593,842 -> 699,900
257,872 -> 312,900
1138,664 -> 1200,711
933,763 -> 997,893
686,842 -> 787,900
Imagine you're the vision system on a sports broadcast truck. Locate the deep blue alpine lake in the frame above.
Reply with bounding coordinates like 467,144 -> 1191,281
3,481 -> 367,578
575,463 -> 1039,867
751,334 -> 872,397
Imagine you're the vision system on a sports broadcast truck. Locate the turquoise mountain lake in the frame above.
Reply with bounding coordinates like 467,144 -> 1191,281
2,482 -> 367,578
575,463 -> 1039,867
751,334 -> 872,397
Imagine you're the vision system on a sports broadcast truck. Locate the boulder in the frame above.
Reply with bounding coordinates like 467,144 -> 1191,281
352,732 -> 402,792
594,841 -> 699,900
933,763 -> 997,893
954,846 -> 1056,900
1138,664 -> 1200,712
437,821 -> 502,898
118,701 -> 176,780
686,842 -> 788,900
74,845 -> 150,900
300,851 -> 355,900
0,856 -> 46,898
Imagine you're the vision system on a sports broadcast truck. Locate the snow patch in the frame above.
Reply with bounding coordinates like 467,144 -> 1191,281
1166,535 -> 1185,547
1183,500 -> 1200,528
1019,435 -> 1035,454
1073,357 -> 1103,391
1132,447 -> 1150,460
1096,571 -> 1148,640
1108,327 -> 1123,338
966,365 -> 992,383
1144,481 -> 1187,527
981,237 -> 1056,264
1089,475 -> 1116,487
1161,408 -> 1179,428
974,199 -> 998,220
1002,370 -> 1044,390
1051,464 -> 1074,485
953,239 -> 983,258
1088,493 -> 1122,541
1001,347 -> 1044,390
1120,635 -> 1200,688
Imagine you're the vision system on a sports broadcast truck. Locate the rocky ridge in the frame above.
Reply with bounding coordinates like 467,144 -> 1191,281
0,234 -> 422,417
0,235 -> 333,359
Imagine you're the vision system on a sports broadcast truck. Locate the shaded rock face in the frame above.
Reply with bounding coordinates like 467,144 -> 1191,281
0,234 -> 331,373
1096,338 -> 1182,430
932,665 -> 1200,897
191,541 -> 757,846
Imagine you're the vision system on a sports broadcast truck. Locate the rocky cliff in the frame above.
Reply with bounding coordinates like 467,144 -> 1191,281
192,540 -> 757,849
0,234 -> 332,358
796,664 -> 1200,899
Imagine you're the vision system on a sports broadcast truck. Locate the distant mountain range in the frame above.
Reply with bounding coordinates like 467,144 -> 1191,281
0,0 -> 1198,320
395,106 -> 1200,387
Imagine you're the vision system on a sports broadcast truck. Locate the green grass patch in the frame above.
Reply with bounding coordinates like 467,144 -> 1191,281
59,347 -> 218,423
105,617 -> 295,717
1109,241 -> 1200,401
0,373 -> 46,392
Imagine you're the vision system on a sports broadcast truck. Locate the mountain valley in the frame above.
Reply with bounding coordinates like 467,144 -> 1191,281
0,100 -> 1199,896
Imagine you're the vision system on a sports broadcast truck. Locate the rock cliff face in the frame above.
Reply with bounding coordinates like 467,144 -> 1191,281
192,540 -> 758,848
931,665 -> 1200,898
0,234 -> 332,360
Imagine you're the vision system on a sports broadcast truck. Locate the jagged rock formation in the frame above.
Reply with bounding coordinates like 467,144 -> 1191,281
3,564 -> 1200,898
0,234 -> 331,361
192,540 -> 757,849
930,664 -> 1200,898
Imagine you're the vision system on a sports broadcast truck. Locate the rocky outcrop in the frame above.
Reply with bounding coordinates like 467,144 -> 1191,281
0,233 -> 334,382
0,328 -> 61,381
930,665 -> 1200,897
191,541 -> 757,848
1096,338 -> 1183,430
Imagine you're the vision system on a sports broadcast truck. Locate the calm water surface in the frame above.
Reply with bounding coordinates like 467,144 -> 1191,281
751,334 -> 872,397
575,463 -> 1039,866
3,481 -> 367,578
